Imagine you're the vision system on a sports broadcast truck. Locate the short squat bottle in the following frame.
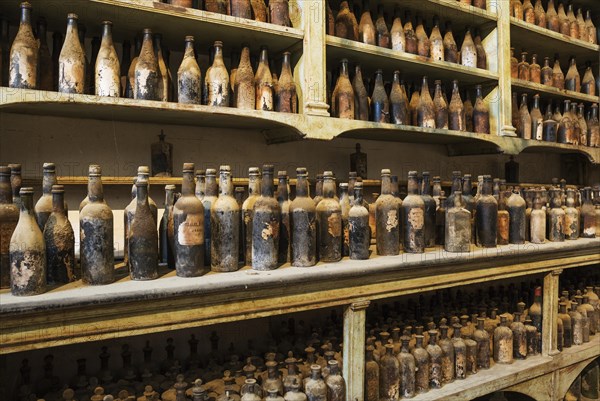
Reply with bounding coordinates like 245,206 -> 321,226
476,176 -> 498,247
305,365 -> 327,401
129,177 -> 159,280
44,185 -> 76,284
348,182 -> 370,260
211,166 -> 240,272
402,171 -> 425,253
10,187 -> 46,295
375,169 -> 400,256
252,165 -> 281,270
290,168 -> 317,267
493,315 -> 513,364
445,191 -> 471,253
317,172 -> 342,262
173,163 -> 206,277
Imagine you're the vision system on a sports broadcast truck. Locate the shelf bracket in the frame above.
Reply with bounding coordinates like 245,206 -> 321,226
542,269 -> 562,357
343,300 -> 370,401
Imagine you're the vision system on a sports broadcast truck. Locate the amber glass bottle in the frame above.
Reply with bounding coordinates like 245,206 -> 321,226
417,76 -> 435,128
358,0 -> 376,45
473,85 -> 490,134
178,36 -> 201,104
389,71 -> 408,125
433,80 -> 448,129
134,29 -> 159,100
443,22 -> 458,63
333,59 -> 355,119
207,41 -> 230,107
421,172 -> 436,248
403,171 -> 425,253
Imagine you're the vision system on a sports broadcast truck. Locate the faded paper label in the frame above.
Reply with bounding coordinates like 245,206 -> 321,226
328,213 -> 342,237
408,208 -> 424,230
178,213 -> 203,246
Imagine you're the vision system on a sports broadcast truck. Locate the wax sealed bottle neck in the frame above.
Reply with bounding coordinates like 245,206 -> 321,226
42,168 -> 56,195
354,186 -> 363,205
482,178 -> 492,195
184,39 -> 195,56
422,174 -> 431,195
136,183 -> 149,206
20,4 -> 32,25
451,173 -> 462,192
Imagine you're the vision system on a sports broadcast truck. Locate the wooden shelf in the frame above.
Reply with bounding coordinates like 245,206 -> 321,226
502,136 -> 600,164
326,36 -> 499,86
0,238 -> 597,354
512,78 -> 600,104
411,336 -> 600,400
510,18 -> 600,64
0,0 -> 303,53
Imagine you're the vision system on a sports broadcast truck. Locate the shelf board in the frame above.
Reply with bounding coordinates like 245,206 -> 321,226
512,78 -> 600,104
510,18 -> 600,64
0,238 -> 598,354
411,336 -> 600,401
500,136 -> 600,164
326,36 -> 499,86
0,0 -> 303,53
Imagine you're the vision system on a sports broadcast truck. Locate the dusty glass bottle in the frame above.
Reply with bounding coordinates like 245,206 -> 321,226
417,76 -> 435,128
255,46 -> 273,111
545,0 -> 559,31
403,171 -> 425,253
277,52 -> 297,113
590,104 -> 600,147
445,192 -> 471,253
476,176 -> 498,247
36,17 -> 53,91
207,41 -> 230,107
10,187 -> 46,296
357,0 -> 375,45
451,323 -> 467,379
390,8 -> 405,51
530,191 -> 546,243
564,188 -> 580,239
510,311 -> 527,360
507,190 -> 526,244
129,177 -> 159,281
134,29 -> 159,100
558,99 -> 573,144
411,335 -> 429,394
333,59 -> 355,119
371,70 -> 389,123
352,65 -> 369,121
364,346 -> 379,401
426,331 -> 442,389
393,336 -> 413,398
552,56 -> 565,89
542,104 -> 558,142
277,171 -> 292,262
125,35 -> 141,99
9,164 -> 22,206
557,2 -> 570,35
173,163 -> 206,277
211,166 -> 240,272
419,172 -> 435,248
443,22 -> 458,64
389,71 -> 408,125
581,187 -> 596,237
473,85 -> 490,134
517,52 -> 530,81
9,2 -> 38,89
375,4 -> 390,48
252,165 -> 281,270
251,0 -> 268,22
348,182 -> 369,260
233,45 -> 255,110
548,189 -> 565,241
528,95 -> 543,141
335,0 -> 358,40
437,326 -> 454,385
448,80 -> 465,131
94,21 -> 120,97
581,63 -> 595,96
558,302 -> 571,348
159,184 -> 176,267
325,361 -> 345,401
317,172 -> 342,262
540,56 -> 553,85
305,365 -> 327,401
0,166 -> 18,289
565,57 -> 581,92
428,17 -> 444,62
43,185 -> 75,284
177,36 -> 201,104
569,301 -> 584,345
493,315 -> 513,364
415,15 -> 430,58
80,167 -> 114,285
378,344 -> 399,401
433,80 -> 448,129
460,28 -> 477,68
473,318 -> 490,369
473,30 -> 487,69
58,14 -> 86,94
375,169 -> 400,256
34,163 -> 58,231
200,168 -> 217,267
517,93 -> 532,139
585,10 -> 597,44
231,0 -> 251,18
409,83 -> 420,125
404,11 -> 417,54
289,168 -> 317,266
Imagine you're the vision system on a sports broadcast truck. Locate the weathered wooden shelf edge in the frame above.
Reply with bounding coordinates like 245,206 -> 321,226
412,336 -> 600,401
512,78 -> 600,104
0,238 -> 598,354
509,17 -> 600,53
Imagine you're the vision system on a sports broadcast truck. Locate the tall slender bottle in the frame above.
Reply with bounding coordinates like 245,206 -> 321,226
433,80 -> 448,129
581,187 -> 596,237
290,168 -> 317,266
36,17 -> 53,91
358,0 -> 376,45
371,70 -> 389,123
243,168 -> 261,265
473,318 -> 490,369
541,57 -> 553,85
348,182 -> 369,260
173,163 -> 206,277
390,7 -> 405,51
252,165 -> 281,270
352,65 -> 369,121
443,22 -> 458,63
129,177 -> 159,281
530,191 -> 546,243
420,172 -> 436,248
417,76 -> 435,128
9,2 -> 38,89
403,171 -> 425,253
448,80 -> 465,131
277,171 -> 292,262
565,57 -> 581,92
375,170 -> 400,256
438,326 -> 454,385
414,14 -> 430,57
207,41 -> 230,107
548,189 -> 565,242
135,29 -> 159,100
211,166 -> 240,272
58,14 -> 86,94
160,185 -> 176,267
546,0 -> 559,31
234,45 -> 255,110
202,169 -> 218,267
564,188 -> 580,239
10,187 -> 46,295
255,46 -> 273,111
412,335 -> 430,394
404,11 -> 417,54
389,71 -> 408,125
277,52 -> 297,113
426,331 -> 443,389
585,10 -> 597,44
476,176 -> 498,247
333,59 -> 355,119
473,30 -> 487,69
317,172 -> 342,262
375,4 -> 390,48
94,21 -> 120,97
80,166 -> 114,285
178,36 -> 201,104
507,190 -> 526,244
43,185 -> 75,284
460,28 -> 477,68
473,85 -> 490,134
0,166 -> 18,289
429,17 -> 444,61
589,104 -> 600,147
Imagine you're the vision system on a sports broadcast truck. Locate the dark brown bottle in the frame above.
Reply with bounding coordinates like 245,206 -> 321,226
476,176 -> 498,247
359,0 -> 376,45
276,52 -> 297,113
420,172 -> 436,248
433,80 -> 448,129
415,14 -> 430,58
135,29 -> 159,100
581,63 -> 596,95
473,318 -> 490,369
463,90 -> 474,132
0,166 -> 18,289
564,57 -> 580,92
251,0 -> 268,22
507,190 -> 526,244
10,187 -> 46,295
277,171 -> 292,262
9,2 -> 38,89
404,11 -> 418,55
80,166 -> 114,285
589,104 -> 600,147
204,0 -> 228,13
411,335 -> 429,394
252,165 -> 281,270
352,65 -> 369,121
371,69 -> 389,123
542,104 -> 558,142
375,169 -> 401,256
389,71 -> 408,125
548,189 -> 565,242
129,177 -> 159,281
546,0 -> 560,31
173,163 -> 206,277
378,344 -> 399,401
125,35 -> 141,99
473,85 -> 490,134
43,185 -> 75,284
552,56 -> 565,89
417,76 -> 435,128
448,80 -> 465,131
160,185 -> 176,267
119,39 -> 131,96
511,311 -> 527,359
202,169 -> 218,267
403,171 -> 425,253
518,51 -> 530,81
540,57 -> 553,85
335,0 -> 359,40
231,0 -> 251,18
211,166 -> 240,272
426,331 -> 442,389
375,4 -> 390,48
473,30 -> 487,70
35,163 -> 63,231
510,47 -> 518,78
497,190 -> 510,245
317,171 -> 342,262
36,17 -> 53,91
289,168 -> 317,266
443,22 -> 458,63
333,59 -> 355,119
390,7 -> 405,51
365,346 -> 379,401
409,83 -> 420,125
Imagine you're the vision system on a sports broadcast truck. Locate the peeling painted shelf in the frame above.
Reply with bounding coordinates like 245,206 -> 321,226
512,78 -> 600,104
0,238 -> 598,354
0,0 -> 303,53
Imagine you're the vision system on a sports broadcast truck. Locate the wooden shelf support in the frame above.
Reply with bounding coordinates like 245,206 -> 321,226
542,268 -> 563,357
343,300 -> 370,401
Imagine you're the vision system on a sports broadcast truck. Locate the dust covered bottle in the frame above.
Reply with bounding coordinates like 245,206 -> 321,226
80,166 -> 114,285
317,172 -> 342,262
36,17 -> 53,91
452,324 -> 467,379
402,171 -> 425,253
421,172 -> 436,247
565,57 -> 580,92
129,176 -> 159,280
332,59 -> 355,119
95,21 -> 120,97
352,65 -> 369,121
135,29 -> 159,100
412,335 -> 429,394
552,56 -> 564,89
10,187 -> 46,295
417,76 -> 435,128
389,71 -> 408,125
277,171 -> 291,262
375,4 -> 390,48
426,330 -> 442,389
252,165 -> 281,270
202,169 -> 218,267
305,365 -> 327,401
473,85 -> 490,134
9,2 -> 37,89
529,191 -> 546,243
476,176 -> 498,247
448,80 -> 465,131
580,187 -> 596,238
378,344 -> 399,401
358,0 -> 376,45
473,318 -> 490,369
564,188 -> 580,239
35,163 -> 61,231
211,166 -> 240,272
507,189 -> 526,244
0,166 -> 18,288
234,45 -> 255,110
493,315 -> 513,364
243,167 -> 261,265
438,326 -> 454,385
375,169 -> 400,256
433,80 -> 448,129
496,191 -> 510,245
371,69 -> 389,123
365,346 -> 379,401
415,14 -> 430,58
445,191 -> 471,253
255,46 -> 273,111
207,41 -> 230,107
160,184 -> 176,267
348,182 -> 369,260
443,22 -> 458,63
548,189 -> 565,242
460,27 -> 477,68
276,52 -> 297,113
511,311 -> 527,359
390,7 -> 405,51
335,0 -> 358,40
397,336 -> 415,398
290,168 -> 317,266
178,36 -> 201,104
58,14 -> 86,94
44,185 -> 75,284
173,163 -> 206,277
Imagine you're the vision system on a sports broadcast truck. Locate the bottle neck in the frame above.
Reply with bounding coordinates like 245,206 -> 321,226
219,172 -> 233,196
375,72 -> 383,86
451,175 -> 462,192
205,175 -> 218,197
52,192 -> 65,213
20,6 -> 31,26
20,193 -> 34,215
339,62 -> 349,77
407,175 -> 419,195
66,18 -> 78,38
354,187 -> 363,205
315,180 -> 323,197
0,175 -> 11,203
281,53 -> 292,75
380,174 -> 391,195
462,177 -> 471,194
422,175 -> 431,195
248,174 -> 260,196
323,177 -> 336,198
184,41 -> 195,58
101,24 -> 113,45
42,171 -> 57,195
87,176 -> 104,202
482,179 -> 492,195
136,184 -> 149,207
182,171 -> 195,196
261,172 -> 274,197
165,189 -> 175,207
278,177 -> 289,201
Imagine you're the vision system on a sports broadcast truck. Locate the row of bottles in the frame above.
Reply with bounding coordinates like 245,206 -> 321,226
330,65 -> 490,133
512,93 -> 600,147
165,0 -> 292,27
4,3 -> 297,112
510,50 -> 596,96
511,0 -> 597,44
330,1 -> 488,69
8,312 -> 346,401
